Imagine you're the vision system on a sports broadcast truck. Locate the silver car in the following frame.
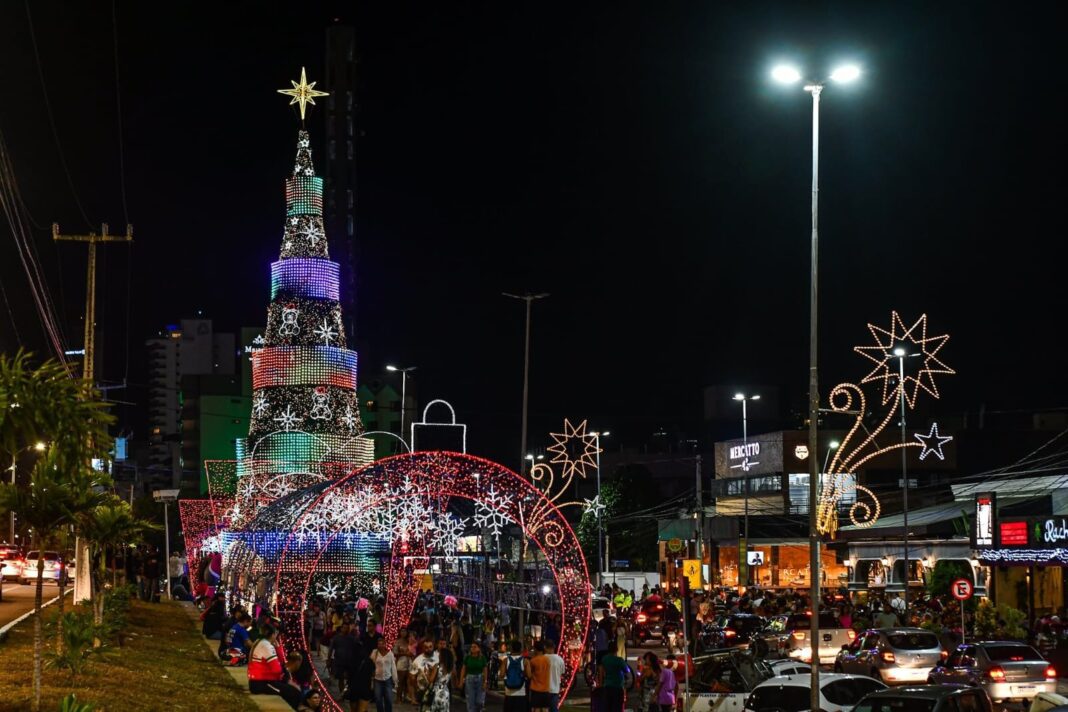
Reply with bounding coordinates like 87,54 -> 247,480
19,550 -> 68,586
834,627 -> 943,684
927,641 -> 1056,706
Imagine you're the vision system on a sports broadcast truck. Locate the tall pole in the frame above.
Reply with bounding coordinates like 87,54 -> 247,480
503,291 -> 548,639
8,457 -> 15,544
163,501 -> 172,601
595,433 -> 603,590
742,398 -> 749,585
806,84 -> 822,710
695,454 -> 703,591
898,354 -> 909,624
53,222 -> 132,605
400,369 -> 407,443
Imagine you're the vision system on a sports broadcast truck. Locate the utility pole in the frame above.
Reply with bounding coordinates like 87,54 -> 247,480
53,222 -> 133,604
695,454 -> 704,591
502,291 -> 548,640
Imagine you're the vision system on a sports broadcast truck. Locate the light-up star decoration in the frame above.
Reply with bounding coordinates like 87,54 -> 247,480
854,311 -> 956,409
277,67 -> 329,121
546,419 -> 602,480
583,495 -> 606,519
915,422 -> 953,461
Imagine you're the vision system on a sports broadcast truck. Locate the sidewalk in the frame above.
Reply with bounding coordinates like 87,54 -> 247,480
179,602 -> 292,711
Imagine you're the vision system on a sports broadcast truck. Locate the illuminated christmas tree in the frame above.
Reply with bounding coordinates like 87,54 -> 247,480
240,128 -> 374,469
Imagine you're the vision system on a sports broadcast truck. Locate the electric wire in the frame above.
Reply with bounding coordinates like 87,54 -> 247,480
24,0 -> 93,230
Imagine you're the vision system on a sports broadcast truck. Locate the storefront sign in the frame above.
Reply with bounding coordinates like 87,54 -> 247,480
794,445 -> 809,460
973,493 -> 995,547
714,433 -> 783,477
1040,518 -> 1068,545
999,520 -> 1029,546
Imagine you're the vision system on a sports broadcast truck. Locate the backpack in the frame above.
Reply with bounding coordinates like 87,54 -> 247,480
504,655 -> 525,690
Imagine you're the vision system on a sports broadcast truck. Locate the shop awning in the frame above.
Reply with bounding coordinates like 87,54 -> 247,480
952,475 -> 1068,501
658,518 -> 697,541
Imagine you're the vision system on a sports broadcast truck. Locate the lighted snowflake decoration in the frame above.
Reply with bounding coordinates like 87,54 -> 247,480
299,221 -> 325,246
546,418 -> 602,480
474,484 -> 513,543
854,311 -> 955,408
583,495 -> 606,520
274,405 -> 301,431
314,318 -> 338,345
391,495 -> 434,540
316,575 -> 344,600
252,393 -> 269,418
340,406 -> 359,432
430,513 -> 467,558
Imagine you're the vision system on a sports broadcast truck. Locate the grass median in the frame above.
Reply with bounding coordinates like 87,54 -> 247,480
0,596 -> 258,712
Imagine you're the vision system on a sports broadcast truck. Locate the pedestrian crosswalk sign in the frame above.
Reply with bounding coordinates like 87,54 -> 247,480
683,558 -> 702,590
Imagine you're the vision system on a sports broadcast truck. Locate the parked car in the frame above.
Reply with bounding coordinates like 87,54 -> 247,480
698,614 -> 767,653
743,672 -> 886,712
19,550 -> 67,585
0,544 -> 22,581
853,683 -> 993,712
681,648 -> 775,712
757,611 -> 855,664
766,659 -> 812,677
835,627 -> 944,684
631,597 -> 680,646
927,641 -> 1057,707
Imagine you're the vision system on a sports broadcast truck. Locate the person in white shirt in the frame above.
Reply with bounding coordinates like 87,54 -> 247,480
412,638 -> 440,708
543,639 -> 566,712
371,637 -> 399,712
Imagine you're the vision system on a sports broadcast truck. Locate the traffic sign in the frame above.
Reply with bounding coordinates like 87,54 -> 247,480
951,578 -> 973,601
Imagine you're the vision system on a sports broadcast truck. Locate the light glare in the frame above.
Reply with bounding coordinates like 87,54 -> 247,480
771,65 -> 802,84
830,64 -> 861,83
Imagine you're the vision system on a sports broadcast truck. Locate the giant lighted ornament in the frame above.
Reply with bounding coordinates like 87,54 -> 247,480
176,70 -> 593,712
816,311 -> 955,536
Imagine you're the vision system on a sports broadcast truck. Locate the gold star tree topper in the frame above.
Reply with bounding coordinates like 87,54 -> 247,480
278,67 -> 329,121
546,419 -> 603,480
854,311 -> 955,409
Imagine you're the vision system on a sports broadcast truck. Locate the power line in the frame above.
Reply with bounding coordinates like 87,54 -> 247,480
24,0 -> 93,230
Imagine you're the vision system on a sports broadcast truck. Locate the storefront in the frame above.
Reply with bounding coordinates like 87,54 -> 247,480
843,539 -> 982,603
716,541 -> 847,590
974,495 -> 1068,619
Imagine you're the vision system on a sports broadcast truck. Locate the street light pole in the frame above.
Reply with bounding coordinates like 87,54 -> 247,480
591,431 -> 609,589
771,61 -> 861,711
386,365 -> 417,445
7,442 -> 46,544
893,348 -> 917,624
733,393 -> 759,584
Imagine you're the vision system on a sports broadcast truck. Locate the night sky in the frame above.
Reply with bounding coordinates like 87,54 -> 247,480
1,2 -> 1065,465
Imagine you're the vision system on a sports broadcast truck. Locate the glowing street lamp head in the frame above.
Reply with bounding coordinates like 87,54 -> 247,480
829,440 -> 840,450
386,365 -> 398,372
771,64 -> 802,84
34,441 -> 46,452
893,347 -> 907,357
830,64 -> 861,83
751,395 -> 761,401
734,393 -> 745,401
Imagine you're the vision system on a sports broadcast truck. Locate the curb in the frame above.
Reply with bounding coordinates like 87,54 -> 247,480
0,588 -> 73,642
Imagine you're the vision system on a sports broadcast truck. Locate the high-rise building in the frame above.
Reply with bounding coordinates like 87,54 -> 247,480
324,22 -> 360,345
145,319 -> 236,489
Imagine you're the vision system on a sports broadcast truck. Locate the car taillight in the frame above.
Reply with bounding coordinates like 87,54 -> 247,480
881,651 -> 896,663
940,650 -> 949,660
1046,666 -> 1057,679
724,629 -> 737,638
987,666 -> 1005,681
636,613 -> 647,623
792,632 -> 806,640
847,630 -> 856,641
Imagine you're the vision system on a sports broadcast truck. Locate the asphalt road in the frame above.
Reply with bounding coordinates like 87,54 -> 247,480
0,581 -> 66,629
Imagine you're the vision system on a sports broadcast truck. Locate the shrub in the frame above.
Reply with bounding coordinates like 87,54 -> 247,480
58,694 -> 95,712
45,611 -> 109,677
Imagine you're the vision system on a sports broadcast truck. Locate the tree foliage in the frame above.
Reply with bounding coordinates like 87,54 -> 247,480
578,463 -> 660,572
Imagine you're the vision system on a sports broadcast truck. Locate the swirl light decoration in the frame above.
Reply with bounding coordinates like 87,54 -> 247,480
816,312 -> 954,537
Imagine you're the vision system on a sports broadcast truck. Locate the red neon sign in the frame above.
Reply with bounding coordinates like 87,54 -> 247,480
1000,521 -> 1029,546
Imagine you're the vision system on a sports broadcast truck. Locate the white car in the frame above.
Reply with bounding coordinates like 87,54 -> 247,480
744,673 -> 887,712
767,660 -> 812,677
19,550 -> 68,586
0,545 -> 22,581
591,595 -> 612,622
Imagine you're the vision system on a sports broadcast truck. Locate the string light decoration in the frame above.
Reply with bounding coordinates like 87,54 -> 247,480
277,66 -> 330,121
252,346 -> 358,390
915,422 -> 953,461
816,312 -> 955,537
265,300 -> 344,347
546,419 -> 602,480
270,259 -> 340,301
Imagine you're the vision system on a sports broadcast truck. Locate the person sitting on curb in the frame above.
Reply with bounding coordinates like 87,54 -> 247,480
249,623 -> 303,709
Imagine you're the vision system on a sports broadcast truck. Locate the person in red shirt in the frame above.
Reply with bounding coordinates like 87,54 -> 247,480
249,624 -> 303,709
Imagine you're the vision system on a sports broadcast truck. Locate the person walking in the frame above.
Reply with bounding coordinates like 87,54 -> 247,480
394,629 -> 414,703
413,638 -> 440,710
542,639 -> 566,712
597,643 -> 627,712
371,636 -> 398,712
653,655 -> 677,712
345,640 -> 374,712
459,641 -> 488,712
528,642 -> 551,712
429,648 -> 455,712
502,640 -> 530,712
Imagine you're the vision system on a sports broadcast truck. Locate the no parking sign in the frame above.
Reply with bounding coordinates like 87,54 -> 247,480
951,578 -> 973,600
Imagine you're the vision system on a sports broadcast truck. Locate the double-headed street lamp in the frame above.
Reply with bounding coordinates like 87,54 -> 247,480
7,441 -> 46,544
386,365 -> 417,444
892,346 -> 921,623
733,393 -> 759,583
772,60 -> 861,710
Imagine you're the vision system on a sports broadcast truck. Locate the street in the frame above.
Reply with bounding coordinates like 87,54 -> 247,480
0,583 -> 66,630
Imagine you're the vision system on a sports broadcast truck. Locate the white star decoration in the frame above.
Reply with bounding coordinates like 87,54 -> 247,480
583,495 -> 606,520
854,312 -> 955,409
915,422 -> 953,461
273,405 -> 301,431
314,318 -> 338,345
546,418 -> 602,480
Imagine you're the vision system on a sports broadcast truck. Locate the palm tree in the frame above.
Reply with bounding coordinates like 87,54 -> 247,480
0,351 -> 113,712
0,449 -> 78,711
78,497 -> 153,631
